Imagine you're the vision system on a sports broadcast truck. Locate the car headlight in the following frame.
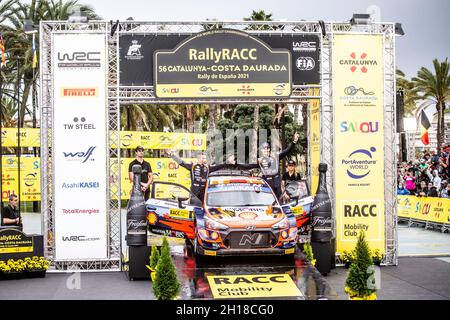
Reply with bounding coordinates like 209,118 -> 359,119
204,215 -> 229,231
272,217 -> 289,230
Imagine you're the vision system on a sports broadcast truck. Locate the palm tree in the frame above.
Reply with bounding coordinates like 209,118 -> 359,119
396,69 -> 420,116
243,10 -> 274,158
412,59 -> 450,146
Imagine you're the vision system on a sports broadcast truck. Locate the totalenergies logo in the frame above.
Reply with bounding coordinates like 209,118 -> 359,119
339,52 -> 378,73
342,147 -> 377,179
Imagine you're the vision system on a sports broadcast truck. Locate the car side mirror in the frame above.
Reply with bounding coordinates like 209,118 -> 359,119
177,197 -> 189,209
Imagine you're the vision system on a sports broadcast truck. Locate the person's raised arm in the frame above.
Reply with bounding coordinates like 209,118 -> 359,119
169,150 -> 193,171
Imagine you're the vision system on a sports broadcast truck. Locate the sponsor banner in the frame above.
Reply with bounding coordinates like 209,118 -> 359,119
0,128 -> 40,147
154,29 -> 291,98
117,131 -> 206,150
119,33 -> 319,86
333,34 -> 385,253
207,274 -> 302,299
309,88 -> 320,195
0,229 -> 34,254
1,128 -> 205,150
53,33 -> 108,260
118,158 -> 194,200
398,196 -> 450,225
1,157 -> 40,202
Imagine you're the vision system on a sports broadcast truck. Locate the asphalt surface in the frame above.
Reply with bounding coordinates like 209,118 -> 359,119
4,212 -> 449,300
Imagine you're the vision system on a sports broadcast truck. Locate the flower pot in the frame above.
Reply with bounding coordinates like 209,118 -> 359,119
26,270 -> 47,278
2,271 -> 25,280
344,262 -> 352,269
373,260 -> 381,266
348,293 -> 377,300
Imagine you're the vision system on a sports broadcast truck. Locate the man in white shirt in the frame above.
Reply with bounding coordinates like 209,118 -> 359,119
432,170 -> 442,190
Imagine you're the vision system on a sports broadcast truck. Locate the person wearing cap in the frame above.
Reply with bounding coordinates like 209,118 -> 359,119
169,151 -> 229,203
239,132 -> 300,199
281,160 -> 303,201
128,146 -> 153,200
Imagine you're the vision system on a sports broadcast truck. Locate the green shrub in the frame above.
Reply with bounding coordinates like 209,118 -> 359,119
152,237 -> 180,300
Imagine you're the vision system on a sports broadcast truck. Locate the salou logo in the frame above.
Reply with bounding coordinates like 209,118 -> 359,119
339,52 -> 378,73
340,121 -> 379,133
63,117 -> 96,130
342,147 -> 377,179
125,40 -> 144,61
296,57 -> 315,71
292,41 -> 317,52
57,51 -> 101,69
63,146 -> 96,163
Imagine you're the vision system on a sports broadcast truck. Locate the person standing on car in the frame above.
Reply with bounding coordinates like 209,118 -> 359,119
240,132 -> 300,199
170,151 -> 228,202
128,146 -> 153,201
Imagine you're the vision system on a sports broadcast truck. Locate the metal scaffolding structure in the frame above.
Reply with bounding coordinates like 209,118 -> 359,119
40,20 -> 397,271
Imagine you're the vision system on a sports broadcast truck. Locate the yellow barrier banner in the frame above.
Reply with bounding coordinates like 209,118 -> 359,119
1,128 -> 206,151
309,88 -> 320,195
0,128 -> 40,147
118,158 -> 194,200
333,34 -> 385,254
398,196 -> 450,224
117,131 -> 206,150
1,157 -> 41,202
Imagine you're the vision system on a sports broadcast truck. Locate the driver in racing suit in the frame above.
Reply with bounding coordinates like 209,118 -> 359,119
170,152 -> 229,203
239,132 -> 299,200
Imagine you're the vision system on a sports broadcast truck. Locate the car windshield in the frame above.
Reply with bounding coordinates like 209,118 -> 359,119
207,183 -> 277,207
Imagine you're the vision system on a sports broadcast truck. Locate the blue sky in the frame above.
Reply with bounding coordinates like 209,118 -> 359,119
84,0 -> 449,79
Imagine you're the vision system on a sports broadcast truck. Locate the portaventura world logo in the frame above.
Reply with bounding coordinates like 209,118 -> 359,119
342,147 -> 377,179
339,52 -> 377,73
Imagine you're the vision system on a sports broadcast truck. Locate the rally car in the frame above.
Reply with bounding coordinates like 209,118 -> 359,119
146,171 -> 313,257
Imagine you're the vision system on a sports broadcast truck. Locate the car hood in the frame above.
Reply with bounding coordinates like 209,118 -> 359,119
206,206 -> 285,228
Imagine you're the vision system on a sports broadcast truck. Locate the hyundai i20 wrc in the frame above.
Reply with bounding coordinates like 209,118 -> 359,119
146,171 -> 313,258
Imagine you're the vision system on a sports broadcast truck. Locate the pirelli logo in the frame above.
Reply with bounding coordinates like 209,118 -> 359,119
61,88 -> 97,97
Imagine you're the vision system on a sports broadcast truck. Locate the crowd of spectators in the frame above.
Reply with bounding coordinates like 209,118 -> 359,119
397,143 -> 450,198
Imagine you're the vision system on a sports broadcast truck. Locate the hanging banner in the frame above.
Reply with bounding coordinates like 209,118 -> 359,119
154,29 -> 292,98
1,157 -> 40,202
53,34 -> 108,260
119,33 -> 319,86
117,131 -> 206,150
0,128 -> 40,147
333,34 -> 385,254
309,88 -> 321,195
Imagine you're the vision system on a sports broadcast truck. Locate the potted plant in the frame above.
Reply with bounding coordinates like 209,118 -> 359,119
152,237 -> 180,300
344,231 -> 377,300
371,249 -> 384,266
1,259 -> 26,280
146,244 -> 160,281
302,242 -> 316,266
25,256 -> 50,278
341,250 -> 355,268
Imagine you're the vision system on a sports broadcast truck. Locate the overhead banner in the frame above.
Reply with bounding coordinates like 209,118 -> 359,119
53,34 -> 108,260
154,29 -> 292,98
0,128 -> 40,147
117,131 -> 206,150
119,33 -> 319,86
309,88 -> 321,195
333,34 -> 385,254
1,157 -> 40,202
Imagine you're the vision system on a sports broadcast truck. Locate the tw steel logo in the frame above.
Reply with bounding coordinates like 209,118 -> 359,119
239,233 -> 263,246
